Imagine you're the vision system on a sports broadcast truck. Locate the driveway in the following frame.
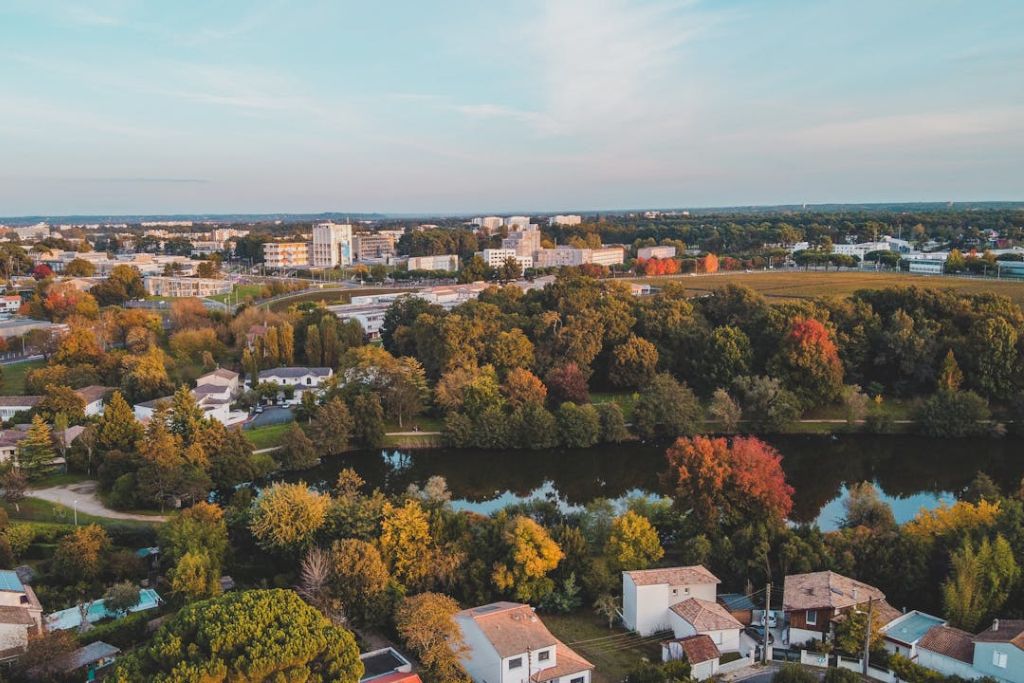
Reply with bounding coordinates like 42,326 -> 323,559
30,481 -> 167,522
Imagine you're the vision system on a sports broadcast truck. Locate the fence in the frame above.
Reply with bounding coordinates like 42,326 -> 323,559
786,648 -> 896,682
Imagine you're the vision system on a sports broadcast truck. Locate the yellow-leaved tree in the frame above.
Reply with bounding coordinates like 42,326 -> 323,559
492,515 -> 564,602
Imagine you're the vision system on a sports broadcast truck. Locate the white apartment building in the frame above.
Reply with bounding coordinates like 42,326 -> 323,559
143,276 -> 232,298
534,246 -> 589,268
480,249 -> 533,273
263,242 -> 311,269
638,246 -> 677,260
832,241 -> 892,260
550,215 -> 582,226
407,254 -> 460,272
590,246 -> 625,266
476,217 -> 503,233
311,223 -> 353,268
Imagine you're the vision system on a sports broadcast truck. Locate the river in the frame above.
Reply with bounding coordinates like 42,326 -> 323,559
276,435 -> 1024,531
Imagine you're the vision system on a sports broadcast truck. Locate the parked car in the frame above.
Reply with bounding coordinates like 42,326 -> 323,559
744,625 -> 775,645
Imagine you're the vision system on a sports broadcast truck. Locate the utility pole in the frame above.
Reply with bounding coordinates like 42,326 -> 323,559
763,582 -> 771,664
862,596 -> 874,676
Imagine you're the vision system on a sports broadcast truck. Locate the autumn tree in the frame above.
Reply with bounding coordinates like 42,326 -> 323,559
770,317 -> 844,407
502,367 -> 547,408
609,334 -> 659,388
249,482 -> 329,552
281,423 -> 319,471
544,363 -> 589,405
488,329 -> 535,377
379,499 -> 438,591
395,593 -> 469,683
664,435 -> 794,529
605,510 -> 664,571
52,524 -> 111,582
160,501 -> 228,570
492,515 -> 564,602
708,389 -> 742,432
36,384 -> 86,423
350,393 -> 386,448
937,349 -> 963,392
556,401 -> 601,448
110,589 -> 363,683
330,539 -> 394,627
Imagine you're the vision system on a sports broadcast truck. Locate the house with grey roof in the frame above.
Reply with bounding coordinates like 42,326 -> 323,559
252,367 -> 333,404
0,570 -> 43,662
0,396 -> 40,422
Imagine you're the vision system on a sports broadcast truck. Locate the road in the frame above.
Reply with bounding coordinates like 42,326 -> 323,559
30,481 -> 167,522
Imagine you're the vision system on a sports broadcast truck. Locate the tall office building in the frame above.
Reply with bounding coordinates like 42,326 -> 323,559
311,222 -> 353,268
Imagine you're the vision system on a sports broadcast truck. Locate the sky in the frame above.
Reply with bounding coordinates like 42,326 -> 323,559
1,0 -> 1023,216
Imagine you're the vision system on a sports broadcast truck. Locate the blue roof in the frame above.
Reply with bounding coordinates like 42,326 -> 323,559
0,570 -> 25,593
719,593 -> 758,610
884,611 -> 945,645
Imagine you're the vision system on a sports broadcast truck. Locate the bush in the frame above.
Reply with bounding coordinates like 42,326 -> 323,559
823,669 -> 861,683
772,664 -> 818,683
78,610 -> 151,649
107,474 -> 139,510
915,390 -> 991,437
104,523 -> 158,548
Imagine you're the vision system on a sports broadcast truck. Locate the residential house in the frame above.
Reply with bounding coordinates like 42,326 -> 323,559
254,367 -> 333,403
666,598 -> 742,653
661,635 -> 720,681
359,647 -> 422,683
972,619 -> 1024,683
717,593 -> 756,627
75,385 -> 111,417
134,384 -> 240,425
782,571 -> 894,646
622,566 -> 721,637
196,368 -> 241,398
455,602 -> 593,683
0,296 -> 21,318
880,610 -> 946,660
0,396 -> 40,422
916,625 -> 978,680
0,570 -> 43,662
0,427 -> 29,464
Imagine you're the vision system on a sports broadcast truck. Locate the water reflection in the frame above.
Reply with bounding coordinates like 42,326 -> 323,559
275,435 -> 1024,531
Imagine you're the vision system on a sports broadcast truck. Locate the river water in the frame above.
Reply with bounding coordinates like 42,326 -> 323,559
276,435 -> 1024,531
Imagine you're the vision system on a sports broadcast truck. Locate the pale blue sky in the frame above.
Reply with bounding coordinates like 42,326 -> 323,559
1,0 -> 1022,215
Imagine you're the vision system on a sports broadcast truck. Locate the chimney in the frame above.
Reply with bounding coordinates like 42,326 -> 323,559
852,588 -> 859,601
992,619 -> 1000,632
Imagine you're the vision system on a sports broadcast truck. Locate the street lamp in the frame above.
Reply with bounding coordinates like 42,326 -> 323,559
73,499 -> 78,526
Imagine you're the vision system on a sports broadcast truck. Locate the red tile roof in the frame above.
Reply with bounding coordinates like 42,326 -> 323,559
783,571 -> 885,612
677,634 -> 721,664
670,598 -> 743,632
918,625 -> 975,663
626,565 -> 720,587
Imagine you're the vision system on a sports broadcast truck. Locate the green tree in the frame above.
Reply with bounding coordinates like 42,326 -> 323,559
103,581 -> 141,615
16,415 -> 55,480
708,388 -> 742,432
915,389 -> 990,438
350,393 -> 385,448
942,535 -> 1020,630
605,511 -> 664,571
52,524 -> 110,582
596,402 -> 629,443
169,551 -> 222,602
632,373 -> 701,440
110,589 -> 363,683
937,349 -> 963,392
731,375 -> 800,432
700,325 -> 752,393
309,398 -> 353,456
556,401 -> 601,448
280,422 -> 319,471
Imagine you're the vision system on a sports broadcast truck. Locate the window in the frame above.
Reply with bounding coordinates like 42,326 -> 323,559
805,610 -> 817,626
571,678 -> 585,683
509,657 -> 523,670
306,377 -> 312,385
992,650 -> 1007,668
538,650 -> 550,662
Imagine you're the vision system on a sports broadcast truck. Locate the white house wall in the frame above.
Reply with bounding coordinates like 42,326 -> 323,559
917,650 -> 980,680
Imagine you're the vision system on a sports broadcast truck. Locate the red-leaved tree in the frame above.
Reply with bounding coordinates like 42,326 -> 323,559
769,317 -> 844,407
664,435 -> 794,529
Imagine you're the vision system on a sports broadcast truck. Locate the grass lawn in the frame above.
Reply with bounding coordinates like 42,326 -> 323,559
0,359 -> 45,395
382,433 -> 443,449
1,497 -> 158,529
266,287 -> 412,312
638,270 -> 1024,306
207,283 -> 265,303
591,391 -> 638,421
28,472 -> 90,489
542,611 -> 661,683
244,422 -> 292,450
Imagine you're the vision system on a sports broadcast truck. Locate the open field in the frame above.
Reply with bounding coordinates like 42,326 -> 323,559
0,359 -> 45,395
206,283 -> 265,303
638,270 -> 1024,305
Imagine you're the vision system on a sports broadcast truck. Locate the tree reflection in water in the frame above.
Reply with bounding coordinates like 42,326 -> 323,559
273,435 -> 1024,530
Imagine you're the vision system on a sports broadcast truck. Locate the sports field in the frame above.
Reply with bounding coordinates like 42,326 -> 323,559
639,270 -> 1024,305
